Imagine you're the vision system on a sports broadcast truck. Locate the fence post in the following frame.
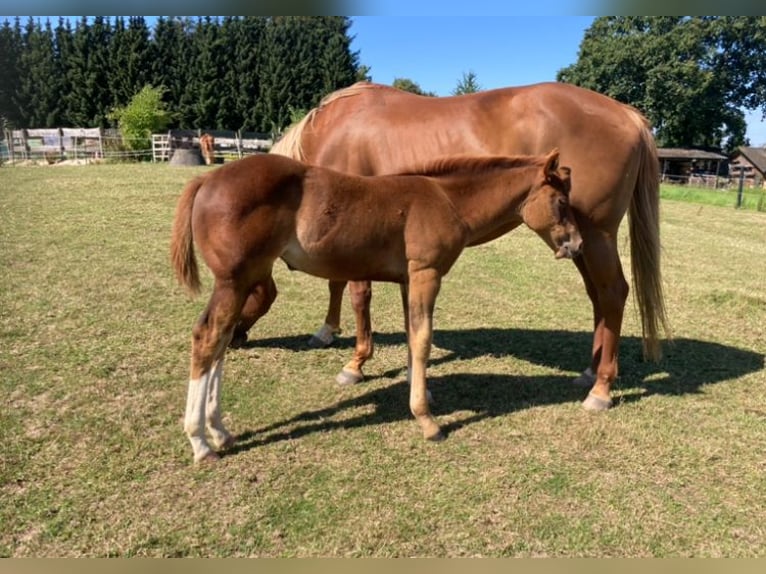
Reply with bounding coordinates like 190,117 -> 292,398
737,169 -> 745,209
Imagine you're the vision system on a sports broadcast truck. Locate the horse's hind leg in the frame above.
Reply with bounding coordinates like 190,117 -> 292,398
205,358 -> 235,451
336,280 -> 373,385
185,283 -> 246,462
308,280 -> 346,348
575,232 -> 629,411
230,277 -> 277,348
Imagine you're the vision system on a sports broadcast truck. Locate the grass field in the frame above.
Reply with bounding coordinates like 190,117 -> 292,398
1,163 -> 765,557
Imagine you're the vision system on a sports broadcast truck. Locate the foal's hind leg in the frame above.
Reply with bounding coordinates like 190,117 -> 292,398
574,232 -> 629,411
308,280 -> 345,348
185,284 -> 246,462
336,280 -> 373,385
230,277 -> 277,348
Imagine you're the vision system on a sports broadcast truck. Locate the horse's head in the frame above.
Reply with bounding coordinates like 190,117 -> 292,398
521,149 -> 582,259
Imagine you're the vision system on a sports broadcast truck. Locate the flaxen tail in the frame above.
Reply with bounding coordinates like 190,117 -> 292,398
170,175 -> 207,296
626,107 -> 672,361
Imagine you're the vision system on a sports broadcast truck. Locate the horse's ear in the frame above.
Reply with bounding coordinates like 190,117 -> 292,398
543,148 -> 560,176
558,165 -> 572,194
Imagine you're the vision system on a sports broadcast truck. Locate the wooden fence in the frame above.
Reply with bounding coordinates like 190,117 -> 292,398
1,127 -> 273,164
152,129 -> 272,163
4,128 -> 104,162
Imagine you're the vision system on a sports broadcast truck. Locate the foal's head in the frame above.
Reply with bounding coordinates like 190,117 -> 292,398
521,149 -> 582,259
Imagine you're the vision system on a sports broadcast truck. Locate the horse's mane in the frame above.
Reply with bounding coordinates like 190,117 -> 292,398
397,154 -> 544,178
270,82 -> 387,161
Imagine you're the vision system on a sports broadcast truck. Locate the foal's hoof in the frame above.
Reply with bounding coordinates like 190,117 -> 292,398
217,434 -> 237,451
229,332 -> 248,349
308,335 -> 331,349
336,368 -> 363,386
427,430 -> 446,442
582,393 -> 613,411
308,324 -> 338,349
196,451 -> 221,464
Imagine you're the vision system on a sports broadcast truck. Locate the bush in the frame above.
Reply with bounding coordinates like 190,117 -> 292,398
109,85 -> 173,153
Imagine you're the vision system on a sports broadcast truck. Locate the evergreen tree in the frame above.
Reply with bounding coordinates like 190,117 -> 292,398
53,17 -> 74,126
215,17 -> 240,130
0,18 -> 23,128
316,17 -> 360,96
16,18 -> 60,127
392,77 -> 436,96
191,16 -> 226,129
452,70 -> 481,95
233,17 -> 267,132
0,14 -> 367,134
66,16 -> 113,127
109,16 -> 152,109
151,17 -> 193,127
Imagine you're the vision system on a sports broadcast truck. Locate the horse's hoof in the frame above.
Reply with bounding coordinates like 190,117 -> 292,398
308,324 -> 338,348
196,451 -> 221,464
336,368 -> 363,386
582,393 -> 613,411
217,434 -> 236,451
572,367 -> 596,388
230,333 -> 247,349
308,335 -> 331,349
426,430 -> 446,442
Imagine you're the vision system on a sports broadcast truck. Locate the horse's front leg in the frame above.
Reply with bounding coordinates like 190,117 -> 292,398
336,280 -> 373,385
407,268 -> 443,441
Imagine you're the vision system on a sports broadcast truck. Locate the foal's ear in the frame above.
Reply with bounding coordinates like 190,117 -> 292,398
543,148 -> 560,176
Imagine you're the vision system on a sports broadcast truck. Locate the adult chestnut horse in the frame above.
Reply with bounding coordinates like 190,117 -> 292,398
171,150 -> 581,462
261,81 -> 670,412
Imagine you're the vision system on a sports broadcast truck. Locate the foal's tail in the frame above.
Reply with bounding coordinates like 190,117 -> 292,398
170,175 -> 207,296
626,106 -> 672,361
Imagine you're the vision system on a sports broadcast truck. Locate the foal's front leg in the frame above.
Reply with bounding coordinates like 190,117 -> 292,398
407,268 -> 443,442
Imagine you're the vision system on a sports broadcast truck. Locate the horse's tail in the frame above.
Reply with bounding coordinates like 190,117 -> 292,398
170,175 -> 207,296
626,106 -> 672,361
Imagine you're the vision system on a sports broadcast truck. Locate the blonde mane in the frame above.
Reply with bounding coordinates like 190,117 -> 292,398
270,82 -> 386,161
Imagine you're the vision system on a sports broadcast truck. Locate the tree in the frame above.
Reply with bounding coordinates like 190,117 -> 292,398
0,19 -> 23,128
108,17 -> 152,109
558,16 -> 766,152
452,70 -> 481,95
109,85 -> 173,152
392,77 -> 435,96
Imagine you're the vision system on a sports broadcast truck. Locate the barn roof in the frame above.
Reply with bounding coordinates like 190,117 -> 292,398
735,146 -> 766,175
657,148 -> 728,161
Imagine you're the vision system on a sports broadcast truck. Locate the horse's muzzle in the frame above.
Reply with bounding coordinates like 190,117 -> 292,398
555,237 -> 583,260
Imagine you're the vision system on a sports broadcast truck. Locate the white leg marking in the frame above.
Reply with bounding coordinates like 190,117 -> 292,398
206,359 -> 232,449
185,373 -> 214,462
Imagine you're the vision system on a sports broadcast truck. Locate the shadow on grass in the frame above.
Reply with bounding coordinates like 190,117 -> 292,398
226,328 -> 764,457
